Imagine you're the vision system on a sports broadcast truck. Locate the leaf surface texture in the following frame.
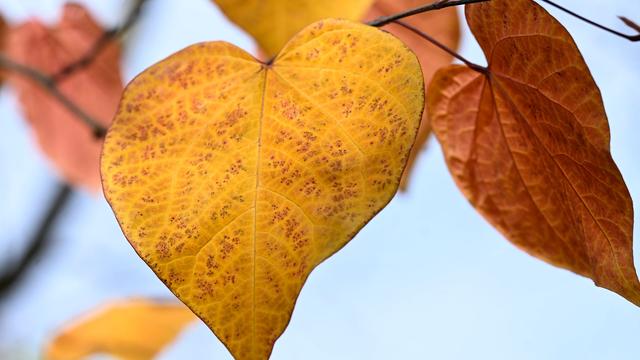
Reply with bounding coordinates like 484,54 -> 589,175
430,0 -> 640,305
102,19 -> 424,359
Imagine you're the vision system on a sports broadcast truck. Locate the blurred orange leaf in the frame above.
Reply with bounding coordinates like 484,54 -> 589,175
102,19 -> 423,359
7,3 -> 123,190
46,299 -> 196,360
365,0 -> 460,191
212,0 -> 374,56
0,14 -> 7,85
430,0 -> 640,305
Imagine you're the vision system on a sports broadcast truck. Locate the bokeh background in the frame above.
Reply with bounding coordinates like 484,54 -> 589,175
0,0 -> 638,359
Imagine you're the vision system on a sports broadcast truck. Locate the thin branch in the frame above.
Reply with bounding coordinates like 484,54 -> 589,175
367,0 -> 488,27
540,0 -> 640,42
391,20 -> 488,74
0,183 -> 72,300
0,55 -> 107,137
0,0 -> 149,137
52,0 -> 149,80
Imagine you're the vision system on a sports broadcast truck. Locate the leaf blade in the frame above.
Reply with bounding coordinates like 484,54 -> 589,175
212,0 -> 374,56
430,0 -> 640,305
46,299 -> 195,360
102,19 -> 424,359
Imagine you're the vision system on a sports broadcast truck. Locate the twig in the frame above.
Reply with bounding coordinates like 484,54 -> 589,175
540,0 -> 640,42
0,55 -> 107,137
367,0 -> 489,27
0,0 -> 149,137
52,0 -> 149,80
0,183 -> 72,300
391,20 -> 488,74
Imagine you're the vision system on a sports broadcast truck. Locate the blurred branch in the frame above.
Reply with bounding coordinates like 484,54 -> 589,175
0,183 -> 72,300
52,0 -> 149,80
0,0 -> 150,305
0,0 -> 149,138
367,0 -> 488,27
540,0 -> 640,42
0,55 -> 108,137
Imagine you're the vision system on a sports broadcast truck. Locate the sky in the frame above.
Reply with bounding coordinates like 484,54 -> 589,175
0,0 -> 639,359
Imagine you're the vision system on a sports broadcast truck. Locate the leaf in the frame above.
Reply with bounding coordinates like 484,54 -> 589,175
6,3 -> 123,190
46,299 -> 195,360
364,0 -> 460,191
211,0 -> 374,56
102,19 -> 424,359
0,14 -> 6,85
429,0 -> 640,305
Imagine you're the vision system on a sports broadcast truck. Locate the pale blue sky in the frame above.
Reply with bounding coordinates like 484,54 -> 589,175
0,0 -> 638,359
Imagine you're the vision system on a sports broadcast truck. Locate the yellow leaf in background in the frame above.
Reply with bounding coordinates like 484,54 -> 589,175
212,0 -> 374,56
102,19 -> 423,359
46,299 -> 195,360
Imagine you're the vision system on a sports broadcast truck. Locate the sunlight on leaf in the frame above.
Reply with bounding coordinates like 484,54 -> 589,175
430,0 -> 640,305
365,0 -> 460,191
6,3 -> 123,190
211,0 -> 374,56
46,299 -> 196,360
102,19 -> 424,359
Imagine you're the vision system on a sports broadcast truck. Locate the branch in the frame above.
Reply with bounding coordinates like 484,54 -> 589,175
52,0 -> 149,80
0,55 -> 108,137
0,183 -> 72,300
367,0 -> 488,27
0,0 -> 149,138
540,0 -> 640,42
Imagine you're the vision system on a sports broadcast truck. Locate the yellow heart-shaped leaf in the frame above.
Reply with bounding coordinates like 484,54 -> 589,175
102,19 -> 423,359
212,0 -> 374,56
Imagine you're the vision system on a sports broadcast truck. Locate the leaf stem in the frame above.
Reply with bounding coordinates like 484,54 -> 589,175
539,0 -> 640,42
367,0 -> 489,27
391,20 -> 488,74
0,183 -> 72,300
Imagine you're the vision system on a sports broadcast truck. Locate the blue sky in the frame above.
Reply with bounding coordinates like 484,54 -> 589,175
0,0 -> 638,359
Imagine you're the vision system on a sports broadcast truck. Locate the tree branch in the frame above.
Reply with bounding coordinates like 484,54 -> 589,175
0,0 -> 149,304
0,0 -> 149,138
540,0 -> 640,42
0,183 -> 72,300
52,0 -> 149,80
367,0 -> 488,27
0,55 -> 108,138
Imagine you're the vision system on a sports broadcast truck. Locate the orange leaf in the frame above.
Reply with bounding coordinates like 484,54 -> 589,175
46,299 -> 196,360
430,0 -> 640,305
0,14 -> 7,85
6,3 -> 123,190
364,1 -> 460,191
